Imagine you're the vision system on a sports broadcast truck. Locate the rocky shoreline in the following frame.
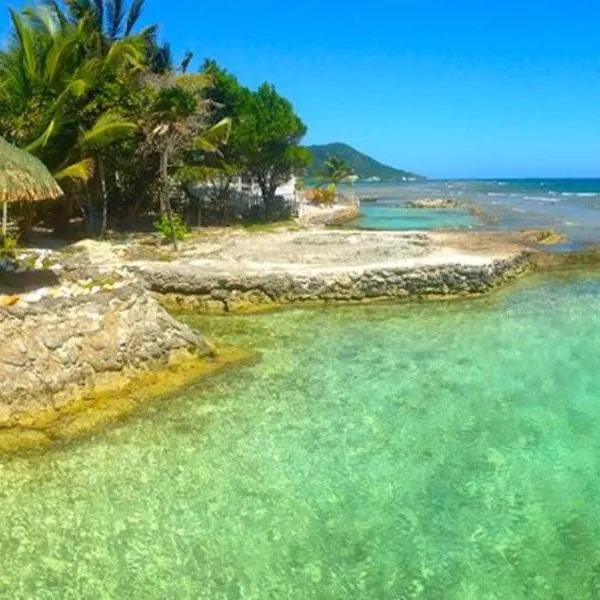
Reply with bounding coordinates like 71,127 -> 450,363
0,229 -> 538,450
0,282 -> 251,451
140,252 -> 532,313
130,230 -> 533,313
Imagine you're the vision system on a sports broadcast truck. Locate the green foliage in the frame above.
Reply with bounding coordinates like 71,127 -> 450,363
306,143 -> 424,182
320,156 -> 355,185
203,63 -> 310,211
0,3 -> 310,236
153,86 -> 198,123
0,234 -> 18,260
153,213 -> 187,243
236,83 -> 310,206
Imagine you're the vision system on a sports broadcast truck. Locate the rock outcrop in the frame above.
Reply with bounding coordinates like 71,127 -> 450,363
138,252 -> 532,314
406,198 -> 463,209
0,283 -> 213,422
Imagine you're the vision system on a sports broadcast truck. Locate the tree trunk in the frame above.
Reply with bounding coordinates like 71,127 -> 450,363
97,157 -> 108,238
258,178 -> 278,218
159,148 -> 169,217
84,186 -> 96,237
160,147 -> 178,251
2,203 -> 7,237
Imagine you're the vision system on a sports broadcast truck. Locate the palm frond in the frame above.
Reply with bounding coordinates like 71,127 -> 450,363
22,5 -> 58,35
125,0 -> 145,35
64,0 -> 93,22
107,0 -> 125,40
43,0 -> 69,29
53,157 -> 95,182
191,117 -> 231,153
104,36 -> 144,72
180,50 -> 193,74
9,9 -> 37,81
90,0 -> 105,32
44,27 -> 81,85
25,114 -> 64,152
80,112 -> 137,148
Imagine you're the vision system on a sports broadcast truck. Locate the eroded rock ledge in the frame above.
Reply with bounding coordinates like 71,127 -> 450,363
138,252 -> 532,314
0,283 -> 215,428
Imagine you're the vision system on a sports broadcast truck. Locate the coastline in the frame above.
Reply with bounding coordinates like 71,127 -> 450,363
134,230 -> 533,313
0,281 -> 255,452
0,226 -> 580,452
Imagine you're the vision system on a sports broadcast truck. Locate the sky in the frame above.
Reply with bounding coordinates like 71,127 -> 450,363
3,0 -> 600,178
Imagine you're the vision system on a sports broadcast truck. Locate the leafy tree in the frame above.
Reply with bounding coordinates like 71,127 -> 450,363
237,83 -> 310,212
62,0 -> 147,40
0,1 -> 311,238
202,64 -> 310,215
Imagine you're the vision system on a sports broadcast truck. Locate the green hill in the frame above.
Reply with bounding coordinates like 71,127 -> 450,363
305,143 -> 424,182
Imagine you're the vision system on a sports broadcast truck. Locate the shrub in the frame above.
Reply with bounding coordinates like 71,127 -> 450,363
153,214 -> 188,243
308,185 -> 337,206
0,235 -> 18,261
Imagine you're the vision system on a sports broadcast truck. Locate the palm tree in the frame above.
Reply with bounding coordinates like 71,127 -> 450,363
61,0 -> 148,41
321,156 -> 355,186
147,74 -> 231,249
0,6 -> 143,235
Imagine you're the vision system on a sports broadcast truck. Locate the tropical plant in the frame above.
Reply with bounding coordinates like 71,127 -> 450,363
0,1 -> 310,237
321,156 -> 355,186
144,73 -> 230,247
153,213 -> 187,243
308,185 -> 337,206
0,4 -> 146,235
0,234 -> 18,260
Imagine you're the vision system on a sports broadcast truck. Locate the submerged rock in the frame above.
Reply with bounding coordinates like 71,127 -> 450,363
406,198 -> 463,209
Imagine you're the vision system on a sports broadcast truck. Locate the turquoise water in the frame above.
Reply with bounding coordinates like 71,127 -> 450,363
347,179 -> 600,246
4,276 -> 600,597
350,206 -> 477,231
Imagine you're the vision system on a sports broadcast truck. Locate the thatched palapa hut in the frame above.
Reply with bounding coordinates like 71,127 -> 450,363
0,137 -> 63,235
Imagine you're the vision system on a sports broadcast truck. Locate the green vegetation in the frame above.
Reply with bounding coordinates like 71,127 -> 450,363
320,156 -> 355,185
306,142 -> 424,182
0,1 -> 309,241
0,235 -> 18,261
153,214 -> 188,244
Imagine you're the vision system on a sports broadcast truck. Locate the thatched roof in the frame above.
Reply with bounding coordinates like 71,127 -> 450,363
0,137 -> 63,203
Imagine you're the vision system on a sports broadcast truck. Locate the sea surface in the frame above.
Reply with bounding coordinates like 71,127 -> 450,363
348,179 -> 600,247
4,274 -> 600,598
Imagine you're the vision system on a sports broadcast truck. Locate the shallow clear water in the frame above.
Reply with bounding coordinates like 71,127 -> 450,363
4,276 -> 600,598
346,179 -> 600,247
350,205 -> 477,231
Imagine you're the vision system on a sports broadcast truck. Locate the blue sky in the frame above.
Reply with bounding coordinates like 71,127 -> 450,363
3,0 -> 600,178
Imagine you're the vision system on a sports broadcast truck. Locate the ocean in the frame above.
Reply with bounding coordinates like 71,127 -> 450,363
348,179 -> 600,248
6,279 -> 600,598
4,180 -> 600,597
